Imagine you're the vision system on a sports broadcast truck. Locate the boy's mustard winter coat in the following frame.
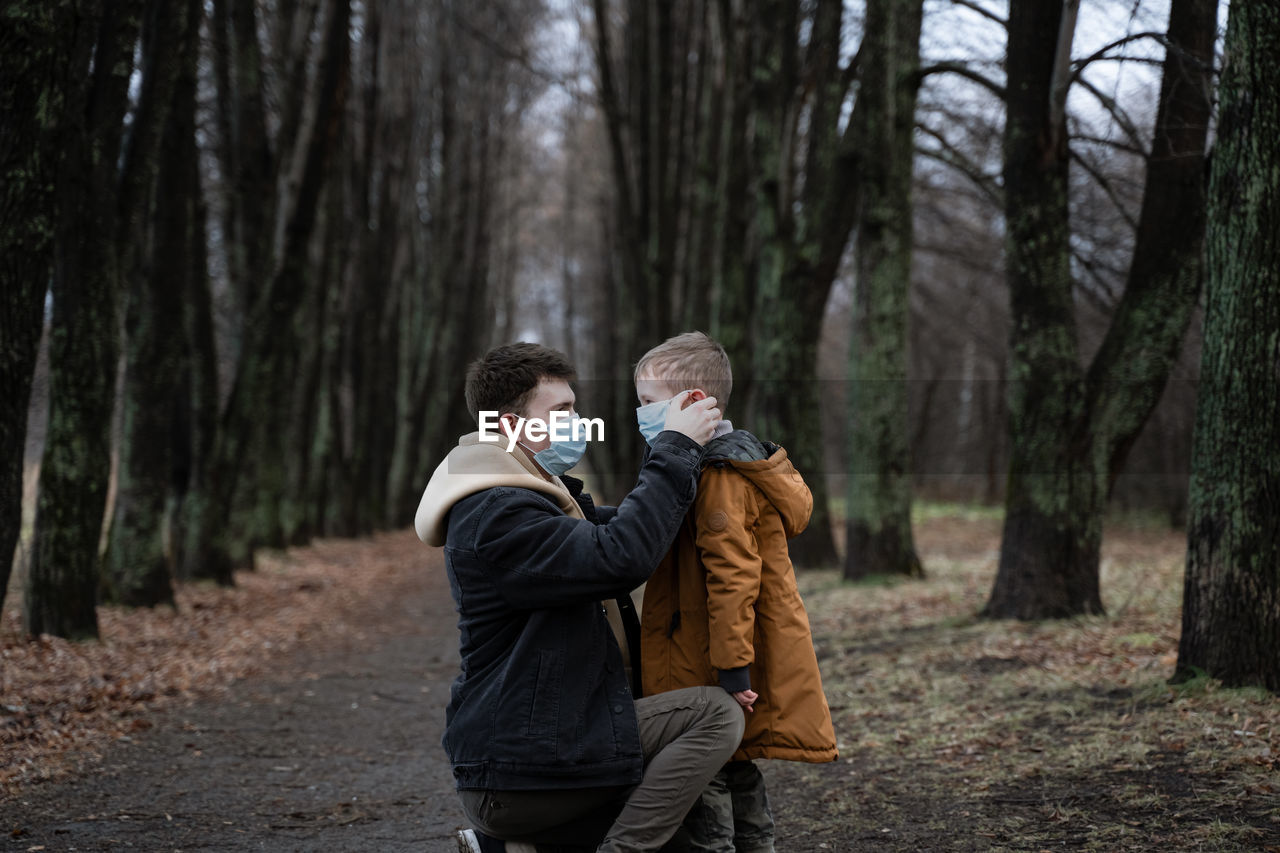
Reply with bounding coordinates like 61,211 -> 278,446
639,434 -> 838,764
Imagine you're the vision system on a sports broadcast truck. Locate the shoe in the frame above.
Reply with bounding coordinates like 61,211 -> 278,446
459,828 -> 542,853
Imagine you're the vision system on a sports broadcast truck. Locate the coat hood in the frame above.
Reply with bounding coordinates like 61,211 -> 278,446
414,431 -> 578,546
703,431 -> 812,538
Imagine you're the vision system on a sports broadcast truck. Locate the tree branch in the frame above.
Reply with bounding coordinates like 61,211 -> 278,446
1069,149 -> 1139,232
1070,133 -> 1148,159
915,123 -> 1004,207
1073,76 -> 1149,156
1070,247 -> 1123,313
917,61 -> 1006,100
449,6 -> 583,96
947,0 -> 1006,28
1069,31 -> 1167,82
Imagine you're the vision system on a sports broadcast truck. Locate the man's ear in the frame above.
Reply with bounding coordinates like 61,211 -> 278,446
498,412 -> 521,438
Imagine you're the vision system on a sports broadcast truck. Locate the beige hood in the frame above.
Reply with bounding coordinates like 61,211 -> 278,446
414,431 -> 580,546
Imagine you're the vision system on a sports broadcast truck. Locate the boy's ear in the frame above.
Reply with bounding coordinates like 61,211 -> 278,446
682,389 -> 707,408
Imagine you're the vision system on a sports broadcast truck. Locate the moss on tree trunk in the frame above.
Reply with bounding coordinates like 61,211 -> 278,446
25,0 -> 146,639
986,0 -> 1215,619
844,0 -> 925,581
1175,1 -> 1280,692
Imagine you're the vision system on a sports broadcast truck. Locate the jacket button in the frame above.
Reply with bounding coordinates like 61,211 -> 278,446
613,704 -> 624,714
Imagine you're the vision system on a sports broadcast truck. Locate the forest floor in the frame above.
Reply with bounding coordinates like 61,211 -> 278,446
3,506 -> 1279,852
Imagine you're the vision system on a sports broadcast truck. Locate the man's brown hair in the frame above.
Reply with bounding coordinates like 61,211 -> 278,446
465,342 -> 576,422
634,331 -> 732,411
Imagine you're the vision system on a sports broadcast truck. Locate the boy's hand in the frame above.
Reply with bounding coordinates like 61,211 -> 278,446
731,689 -> 758,712
663,392 -> 720,445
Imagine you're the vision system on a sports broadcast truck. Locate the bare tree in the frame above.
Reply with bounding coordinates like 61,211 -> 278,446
983,0 -> 1217,619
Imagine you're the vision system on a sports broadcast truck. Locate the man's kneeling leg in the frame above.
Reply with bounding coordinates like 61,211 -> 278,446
459,784 -> 630,850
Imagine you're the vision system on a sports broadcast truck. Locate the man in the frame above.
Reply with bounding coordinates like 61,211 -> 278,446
416,343 -> 744,852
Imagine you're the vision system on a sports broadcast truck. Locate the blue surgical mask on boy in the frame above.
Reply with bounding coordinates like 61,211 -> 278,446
526,414 -> 588,476
636,399 -> 670,446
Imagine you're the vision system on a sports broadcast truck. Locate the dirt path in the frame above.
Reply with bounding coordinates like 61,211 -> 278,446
2,546 -> 468,852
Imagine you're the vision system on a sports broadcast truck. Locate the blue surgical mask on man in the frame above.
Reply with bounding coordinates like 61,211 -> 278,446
525,414 -> 588,476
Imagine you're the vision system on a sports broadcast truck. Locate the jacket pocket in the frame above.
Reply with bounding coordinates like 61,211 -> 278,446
526,649 -> 564,741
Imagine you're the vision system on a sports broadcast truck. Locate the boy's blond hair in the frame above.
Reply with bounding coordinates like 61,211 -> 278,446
635,331 -> 733,411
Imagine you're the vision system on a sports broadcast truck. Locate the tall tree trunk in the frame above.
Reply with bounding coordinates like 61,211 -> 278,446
212,0 -> 275,353
744,0 -> 840,568
172,28 -> 220,583
768,0 -> 871,570
292,173 -> 343,541
245,0 -> 351,553
707,0 -> 755,383
844,0 -> 924,581
414,81 -> 497,488
197,0 -> 294,566
747,306 -> 837,568
985,0 -> 1216,619
184,0 -> 351,577
385,265 -> 440,525
385,5 -> 469,521
1175,0 -> 1280,692
1079,0 -> 1216,495
179,0 -> 268,584
588,0 -> 675,505
104,0 -> 195,607
338,0 -> 402,536
26,0 -> 145,639
984,0 -> 1088,620
0,1 -> 73,615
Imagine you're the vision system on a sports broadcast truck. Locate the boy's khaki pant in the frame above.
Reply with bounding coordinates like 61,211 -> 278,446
665,760 -> 775,853
458,686 -> 744,852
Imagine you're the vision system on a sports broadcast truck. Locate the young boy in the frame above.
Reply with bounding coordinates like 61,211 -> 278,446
634,332 -> 838,853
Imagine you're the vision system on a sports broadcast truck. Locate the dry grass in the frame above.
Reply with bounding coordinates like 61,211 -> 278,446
769,505 -> 1279,851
